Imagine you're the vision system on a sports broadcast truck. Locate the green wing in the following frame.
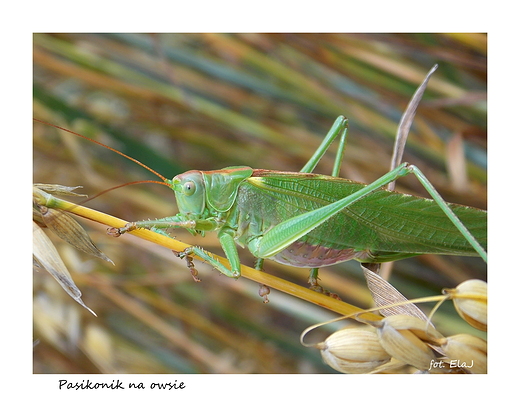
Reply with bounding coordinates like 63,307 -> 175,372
237,171 -> 486,260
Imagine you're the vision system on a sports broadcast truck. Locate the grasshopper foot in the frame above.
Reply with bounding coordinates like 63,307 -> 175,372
172,249 -> 201,282
107,227 -> 122,237
107,222 -> 137,237
254,259 -> 270,302
258,284 -> 270,303
308,273 -> 341,300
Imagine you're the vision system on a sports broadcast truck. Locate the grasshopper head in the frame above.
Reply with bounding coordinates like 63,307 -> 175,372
170,167 -> 253,218
171,170 -> 206,218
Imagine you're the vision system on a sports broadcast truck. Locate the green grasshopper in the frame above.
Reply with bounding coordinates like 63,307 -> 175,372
40,67 -> 486,296
108,113 -> 486,290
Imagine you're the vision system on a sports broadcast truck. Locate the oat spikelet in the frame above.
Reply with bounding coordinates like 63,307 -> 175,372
317,326 -> 391,374
445,279 -> 487,331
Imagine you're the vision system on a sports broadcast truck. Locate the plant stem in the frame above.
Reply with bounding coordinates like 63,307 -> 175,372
37,191 -> 379,320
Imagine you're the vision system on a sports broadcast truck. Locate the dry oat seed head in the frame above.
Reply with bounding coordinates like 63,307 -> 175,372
448,280 -> 487,331
33,184 -> 87,197
318,326 -> 391,374
376,315 -> 443,371
440,334 -> 487,374
33,185 -> 113,264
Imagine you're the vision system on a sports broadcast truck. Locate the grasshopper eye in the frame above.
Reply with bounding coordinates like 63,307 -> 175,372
183,181 -> 196,196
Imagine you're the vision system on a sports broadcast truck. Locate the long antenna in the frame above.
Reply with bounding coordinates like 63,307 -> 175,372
34,118 -> 170,184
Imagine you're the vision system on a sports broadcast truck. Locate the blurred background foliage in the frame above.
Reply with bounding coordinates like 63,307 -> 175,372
33,33 -> 486,374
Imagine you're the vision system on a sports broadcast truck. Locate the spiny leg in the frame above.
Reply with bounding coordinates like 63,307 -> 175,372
300,116 -> 348,176
108,216 -> 196,237
109,218 -> 206,281
301,117 -> 349,295
307,268 -> 320,290
109,216 -> 241,279
406,164 -> 487,261
173,244 -> 239,279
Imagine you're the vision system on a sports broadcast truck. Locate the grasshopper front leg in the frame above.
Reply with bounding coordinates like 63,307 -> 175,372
172,227 -> 242,278
173,237 -> 240,279
109,216 -> 241,279
108,216 -> 199,237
